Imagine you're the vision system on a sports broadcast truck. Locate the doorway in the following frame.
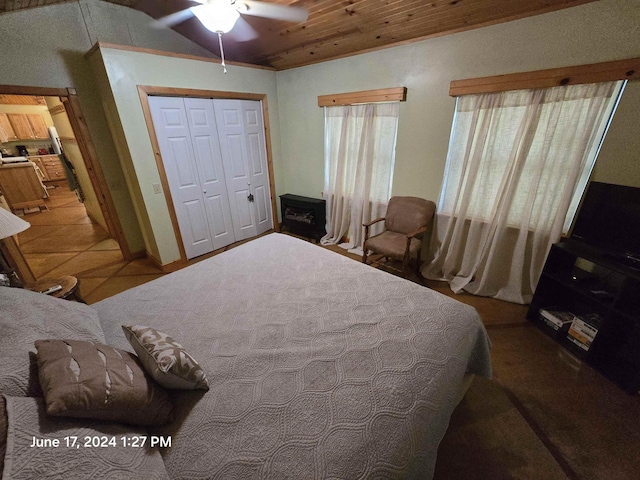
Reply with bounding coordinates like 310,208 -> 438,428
0,85 -> 130,282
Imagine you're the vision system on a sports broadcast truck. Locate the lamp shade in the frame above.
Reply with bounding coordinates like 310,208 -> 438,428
0,207 -> 30,240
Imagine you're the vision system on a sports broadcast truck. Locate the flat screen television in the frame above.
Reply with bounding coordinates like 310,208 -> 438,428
571,181 -> 640,267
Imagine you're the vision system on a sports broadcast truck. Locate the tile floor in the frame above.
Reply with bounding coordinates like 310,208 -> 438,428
16,184 -> 166,304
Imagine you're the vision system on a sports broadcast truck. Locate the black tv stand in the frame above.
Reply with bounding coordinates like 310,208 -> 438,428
622,252 -> 640,269
528,240 -> 640,394
600,250 -> 640,269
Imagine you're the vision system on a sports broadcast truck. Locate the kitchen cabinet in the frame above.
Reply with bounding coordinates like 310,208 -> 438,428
0,113 -> 18,142
30,155 -> 65,181
6,113 -> 49,140
0,163 -> 47,211
26,114 -> 49,139
7,114 -> 33,139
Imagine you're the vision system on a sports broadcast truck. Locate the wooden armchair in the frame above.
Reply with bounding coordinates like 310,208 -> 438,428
362,196 -> 436,274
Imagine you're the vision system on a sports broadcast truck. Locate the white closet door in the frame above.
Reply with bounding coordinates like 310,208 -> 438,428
148,96 -> 213,259
184,98 -> 235,251
214,99 -> 258,241
241,101 -> 273,235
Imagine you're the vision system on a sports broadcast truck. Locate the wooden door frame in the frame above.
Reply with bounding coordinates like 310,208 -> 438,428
0,84 -> 132,278
137,85 -> 279,264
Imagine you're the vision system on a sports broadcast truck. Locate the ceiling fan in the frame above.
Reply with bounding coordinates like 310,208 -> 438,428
154,0 -> 308,36
153,0 -> 308,72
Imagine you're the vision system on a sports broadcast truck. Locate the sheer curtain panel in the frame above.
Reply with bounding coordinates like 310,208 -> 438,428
423,81 -> 624,304
321,103 -> 399,252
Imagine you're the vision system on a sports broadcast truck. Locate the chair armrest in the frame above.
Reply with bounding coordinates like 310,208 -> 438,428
363,217 -> 385,244
363,217 -> 385,227
406,225 -> 427,239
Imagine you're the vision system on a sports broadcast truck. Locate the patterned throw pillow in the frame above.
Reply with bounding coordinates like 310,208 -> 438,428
122,325 -> 209,391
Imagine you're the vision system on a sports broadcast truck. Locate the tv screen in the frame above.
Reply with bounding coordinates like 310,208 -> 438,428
571,182 -> 640,263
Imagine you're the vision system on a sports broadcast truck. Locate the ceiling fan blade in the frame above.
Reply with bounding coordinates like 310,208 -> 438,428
227,16 -> 259,42
240,0 -> 309,23
151,8 -> 196,28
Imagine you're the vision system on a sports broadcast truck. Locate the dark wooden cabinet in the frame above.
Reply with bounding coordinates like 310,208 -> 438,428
528,240 -> 640,394
279,194 -> 326,242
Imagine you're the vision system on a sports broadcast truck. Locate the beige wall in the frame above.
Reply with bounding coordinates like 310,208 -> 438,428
0,0 -> 217,255
88,47 -> 281,264
275,0 -> 640,203
592,81 -> 640,187
0,0 -> 638,265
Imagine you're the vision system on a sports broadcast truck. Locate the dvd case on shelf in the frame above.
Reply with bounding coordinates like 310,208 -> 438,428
539,307 -> 575,331
566,313 -> 603,352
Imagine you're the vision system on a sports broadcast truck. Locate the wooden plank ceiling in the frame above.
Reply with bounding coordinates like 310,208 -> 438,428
1,0 -> 598,70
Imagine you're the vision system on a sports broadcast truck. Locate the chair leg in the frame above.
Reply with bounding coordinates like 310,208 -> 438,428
362,241 -> 368,264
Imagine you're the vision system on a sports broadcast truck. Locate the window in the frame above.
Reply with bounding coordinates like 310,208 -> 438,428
321,102 -> 400,250
440,81 -> 625,232
424,80 -> 625,304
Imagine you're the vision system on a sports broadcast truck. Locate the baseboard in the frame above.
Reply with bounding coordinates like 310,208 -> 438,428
146,252 -> 186,273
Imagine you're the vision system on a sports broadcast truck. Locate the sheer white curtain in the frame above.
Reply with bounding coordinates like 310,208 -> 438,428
422,81 -> 624,304
321,103 -> 399,252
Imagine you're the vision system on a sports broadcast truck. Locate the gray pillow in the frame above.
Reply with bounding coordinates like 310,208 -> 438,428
35,339 -> 174,426
0,287 -> 106,397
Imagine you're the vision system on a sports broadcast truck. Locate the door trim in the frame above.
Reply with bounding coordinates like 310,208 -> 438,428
0,84 -> 133,282
63,90 -> 132,259
137,85 -> 279,264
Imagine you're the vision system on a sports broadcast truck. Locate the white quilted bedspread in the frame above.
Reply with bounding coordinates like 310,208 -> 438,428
95,233 -> 491,479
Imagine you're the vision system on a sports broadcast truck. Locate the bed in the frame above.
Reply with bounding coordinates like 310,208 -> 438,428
1,233 -> 491,479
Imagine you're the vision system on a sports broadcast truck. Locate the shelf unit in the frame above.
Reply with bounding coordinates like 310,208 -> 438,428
528,240 -> 640,394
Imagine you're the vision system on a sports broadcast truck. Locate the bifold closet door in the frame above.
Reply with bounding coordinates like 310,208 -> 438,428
149,96 -> 273,260
214,99 -> 273,240
183,98 -> 235,250
148,96 -> 216,259
149,96 -> 236,259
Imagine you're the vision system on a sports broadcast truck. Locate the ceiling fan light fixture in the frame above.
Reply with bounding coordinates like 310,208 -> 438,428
192,3 -> 240,33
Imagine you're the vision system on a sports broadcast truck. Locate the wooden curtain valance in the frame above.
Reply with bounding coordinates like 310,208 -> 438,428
318,87 -> 407,107
450,57 -> 640,97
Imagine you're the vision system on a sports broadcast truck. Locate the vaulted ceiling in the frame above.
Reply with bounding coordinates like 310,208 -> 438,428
1,0 -> 598,70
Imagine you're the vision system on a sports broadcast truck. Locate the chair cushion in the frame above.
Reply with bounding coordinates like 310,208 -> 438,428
365,231 -> 422,260
385,197 -> 436,235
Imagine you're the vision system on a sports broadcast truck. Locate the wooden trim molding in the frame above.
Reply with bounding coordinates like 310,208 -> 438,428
450,57 -> 640,96
1,237 -> 36,286
62,94 -> 132,260
0,85 -> 68,97
59,136 -> 78,144
318,87 -> 407,107
88,42 -> 276,72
